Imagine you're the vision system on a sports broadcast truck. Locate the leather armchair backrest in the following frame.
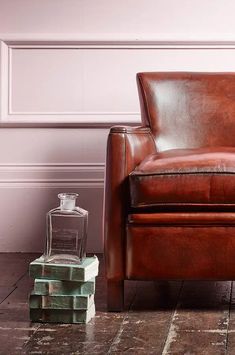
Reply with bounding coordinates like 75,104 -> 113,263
137,72 -> 235,151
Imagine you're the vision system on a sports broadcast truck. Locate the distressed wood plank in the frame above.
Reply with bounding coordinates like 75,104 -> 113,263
162,281 -> 231,354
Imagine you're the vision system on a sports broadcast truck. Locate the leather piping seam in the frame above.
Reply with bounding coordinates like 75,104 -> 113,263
123,132 -> 127,279
138,75 -> 151,129
123,131 -> 152,135
130,202 -> 235,206
131,201 -> 235,208
110,129 -> 151,135
130,171 -> 235,177
127,223 -> 235,227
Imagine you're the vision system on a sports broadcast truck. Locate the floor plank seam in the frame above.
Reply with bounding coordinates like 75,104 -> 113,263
225,281 -> 233,354
161,281 -> 184,355
0,286 -> 17,306
106,281 -> 138,354
13,270 -> 29,287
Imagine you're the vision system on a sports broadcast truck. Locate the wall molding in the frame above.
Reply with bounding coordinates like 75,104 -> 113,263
0,40 -> 142,127
7,39 -> 235,50
0,163 -> 105,188
3,34 -> 235,47
2,38 -> 235,127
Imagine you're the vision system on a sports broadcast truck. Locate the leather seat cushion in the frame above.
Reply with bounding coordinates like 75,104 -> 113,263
129,147 -> 235,207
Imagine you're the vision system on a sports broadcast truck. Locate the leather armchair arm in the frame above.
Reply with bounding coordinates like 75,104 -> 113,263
104,125 -> 156,281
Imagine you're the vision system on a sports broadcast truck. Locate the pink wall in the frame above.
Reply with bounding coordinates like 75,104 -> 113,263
1,0 -> 235,252
1,0 -> 235,40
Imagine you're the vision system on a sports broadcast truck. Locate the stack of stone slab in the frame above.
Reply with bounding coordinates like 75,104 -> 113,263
29,255 -> 99,324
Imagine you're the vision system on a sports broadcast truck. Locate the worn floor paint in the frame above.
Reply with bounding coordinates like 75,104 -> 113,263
1,253 -> 235,354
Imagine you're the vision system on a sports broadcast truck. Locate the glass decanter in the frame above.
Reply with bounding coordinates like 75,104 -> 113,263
44,193 -> 88,264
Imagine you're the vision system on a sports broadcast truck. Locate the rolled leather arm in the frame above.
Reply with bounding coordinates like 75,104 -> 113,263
104,125 -> 156,280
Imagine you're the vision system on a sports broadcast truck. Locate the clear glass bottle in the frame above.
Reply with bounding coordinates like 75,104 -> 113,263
44,193 -> 88,264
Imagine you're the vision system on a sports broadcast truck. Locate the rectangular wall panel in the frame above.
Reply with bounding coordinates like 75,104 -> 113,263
3,45 -> 235,124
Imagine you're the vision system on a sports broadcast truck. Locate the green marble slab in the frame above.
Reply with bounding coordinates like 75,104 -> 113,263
29,293 -> 94,310
33,278 -> 95,296
29,255 -> 99,282
30,303 -> 95,324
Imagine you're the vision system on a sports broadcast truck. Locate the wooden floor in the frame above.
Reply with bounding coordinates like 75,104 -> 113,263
1,254 -> 235,354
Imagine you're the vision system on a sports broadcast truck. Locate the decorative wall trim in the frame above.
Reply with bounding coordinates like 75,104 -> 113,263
3,34 -> 235,47
0,41 -> 8,121
0,163 -> 105,188
0,41 -> 142,126
0,182 -> 104,189
2,38 -> 235,127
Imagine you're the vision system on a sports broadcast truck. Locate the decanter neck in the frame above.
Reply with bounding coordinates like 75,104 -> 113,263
60,199 -> 76,210
58,193 -> 78,210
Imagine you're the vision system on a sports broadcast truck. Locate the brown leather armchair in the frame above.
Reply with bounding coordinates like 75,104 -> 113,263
104,72 -> 235,311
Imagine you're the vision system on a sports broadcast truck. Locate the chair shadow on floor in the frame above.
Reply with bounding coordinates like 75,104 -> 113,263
122,280 -> 232,312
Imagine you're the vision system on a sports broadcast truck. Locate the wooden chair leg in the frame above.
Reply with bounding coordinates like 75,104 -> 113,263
107,280 -> 124,311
